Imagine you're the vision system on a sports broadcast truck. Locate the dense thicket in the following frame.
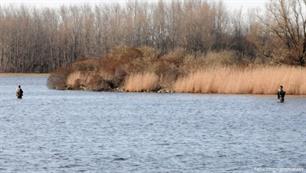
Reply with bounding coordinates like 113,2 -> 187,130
47,46 -> 306,95
0,0 -> 305,72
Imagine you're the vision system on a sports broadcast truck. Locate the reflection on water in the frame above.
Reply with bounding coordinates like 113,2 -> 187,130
0,77 -> 306,172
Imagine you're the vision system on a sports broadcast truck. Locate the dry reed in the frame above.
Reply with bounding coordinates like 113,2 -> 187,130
66,71 -> 97,88
124,73 -> 160,92
66,71 -> 83,88
173,66 -> 306,95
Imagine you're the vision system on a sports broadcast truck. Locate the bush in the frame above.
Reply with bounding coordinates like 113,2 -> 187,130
204,51 -> 239,66
47,67 -> 71,90
50,47 -> 249,92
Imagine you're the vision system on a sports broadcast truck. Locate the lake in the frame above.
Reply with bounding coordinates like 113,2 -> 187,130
0,76 -> 306,172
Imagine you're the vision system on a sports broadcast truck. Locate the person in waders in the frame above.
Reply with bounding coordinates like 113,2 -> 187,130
16,85 -> 23,99
277,85 -> 286,103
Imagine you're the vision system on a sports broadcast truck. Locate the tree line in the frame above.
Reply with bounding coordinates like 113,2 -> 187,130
0,0 -> 305,72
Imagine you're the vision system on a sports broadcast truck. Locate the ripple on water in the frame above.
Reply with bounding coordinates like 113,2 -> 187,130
0,77 -> 306,172
113,158 -> 129,162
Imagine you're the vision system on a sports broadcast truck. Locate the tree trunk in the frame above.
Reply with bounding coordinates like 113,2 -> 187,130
301,38 -> 306,66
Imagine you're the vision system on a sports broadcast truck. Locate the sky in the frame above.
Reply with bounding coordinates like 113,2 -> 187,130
0,0 -> 268,10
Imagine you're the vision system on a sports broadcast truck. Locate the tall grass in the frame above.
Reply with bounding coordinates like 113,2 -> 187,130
49,46 -> 306,95
173,66 -> 306,95
124,73 -> 160,92
66,71 -> 84,88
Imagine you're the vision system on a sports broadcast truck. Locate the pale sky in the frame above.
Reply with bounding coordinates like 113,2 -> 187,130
0,0 -> 267,10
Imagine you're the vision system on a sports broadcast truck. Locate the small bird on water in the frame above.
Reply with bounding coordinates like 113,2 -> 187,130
16,85 -> 23,99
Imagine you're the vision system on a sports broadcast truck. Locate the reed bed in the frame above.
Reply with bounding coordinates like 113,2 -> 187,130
124,73 -> 160,92
66,71 -> 84,88
49,47 -> 306,95
173,66 -> 306,95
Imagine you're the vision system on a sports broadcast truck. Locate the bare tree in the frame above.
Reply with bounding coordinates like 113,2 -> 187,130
1,0 -> 292,72
264,0 -> 306,65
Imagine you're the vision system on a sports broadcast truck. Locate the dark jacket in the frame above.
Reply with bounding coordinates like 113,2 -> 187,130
16,88 -> 23,99
277,89 -> 285,102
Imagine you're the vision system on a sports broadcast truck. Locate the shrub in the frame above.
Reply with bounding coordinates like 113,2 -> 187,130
47,67 -> 72,90
204,51 -> 239,66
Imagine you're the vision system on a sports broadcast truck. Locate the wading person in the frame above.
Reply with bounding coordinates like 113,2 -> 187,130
277,85 -> 286,103
16,85 -> 23,99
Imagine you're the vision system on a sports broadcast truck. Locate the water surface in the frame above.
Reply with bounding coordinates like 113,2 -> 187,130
0,77 -> 306,172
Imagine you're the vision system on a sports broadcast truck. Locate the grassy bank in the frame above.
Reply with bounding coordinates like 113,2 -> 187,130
173,67 -> 306,95
48,47 -> 306,95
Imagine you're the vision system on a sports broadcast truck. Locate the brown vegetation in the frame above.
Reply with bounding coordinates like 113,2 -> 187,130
48,47 -> 241,91
173,66 -> 306,95
1,0 -> 306,73
48,46 -> 306,95
1,0 -> 303,95
124,73 -> 160,92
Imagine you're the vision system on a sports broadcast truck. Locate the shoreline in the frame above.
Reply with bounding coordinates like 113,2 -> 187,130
0,73 -> 49,77
1,73 -> 305,96
63,88 -> 306,96
48,65 -> 306,95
